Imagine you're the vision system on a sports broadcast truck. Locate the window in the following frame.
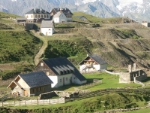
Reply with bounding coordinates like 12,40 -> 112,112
46,72 -> 50,76
66,78 -> 68,81
60,79 -> 62,82
41,63 -> 44,66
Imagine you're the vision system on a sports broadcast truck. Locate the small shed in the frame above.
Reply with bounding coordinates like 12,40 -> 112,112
40,20 -> 54,36
79,54 -> 107,73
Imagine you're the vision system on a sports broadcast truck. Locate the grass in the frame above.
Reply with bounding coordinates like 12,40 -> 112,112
44,37 -> 93,65
125,108 -> 150,113
83,73 -> 140,90
53,72 -> 140,91
7,92 -> 147,113
0,12 -> 19,19
73,12 -> 125,24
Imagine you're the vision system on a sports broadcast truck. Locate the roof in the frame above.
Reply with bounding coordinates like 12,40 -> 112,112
41,20 -> 54,28
80,54 -> 107,65
25,8 -> 50,14
74,16 -> 88,21
19,71 -> 52,88
43,57 -> 86,81
53,12 -> 63,18
50,8 -> 73,16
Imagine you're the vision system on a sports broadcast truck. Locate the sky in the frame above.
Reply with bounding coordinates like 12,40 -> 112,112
83,0 -> 143,4
118,0 -> 143,5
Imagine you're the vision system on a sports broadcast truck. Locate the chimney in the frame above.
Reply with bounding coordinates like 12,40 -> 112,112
128,64 -> 132,73
133,63 -> 136,71
60,8 -> 63,13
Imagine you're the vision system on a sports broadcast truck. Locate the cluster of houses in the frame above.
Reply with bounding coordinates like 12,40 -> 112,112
16,8 -> 73,36
11,8 -> 148,97
8,55 -> 107,97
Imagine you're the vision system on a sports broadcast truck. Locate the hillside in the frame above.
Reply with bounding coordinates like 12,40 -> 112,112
0,11 -> 150,76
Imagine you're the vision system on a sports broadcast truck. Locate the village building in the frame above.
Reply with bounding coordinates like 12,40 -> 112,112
15,18 -> 27,24
74,16 -> 88,21
53,11 -> 67,23
79,54 -> 107,73
50,8 -> 73,23
34,57 -> 87,88
40,20 -> 54,36
7,71 -> 52,97
25,8 -> 51,23
141,21 -> 150,27
119,63 -> 147,83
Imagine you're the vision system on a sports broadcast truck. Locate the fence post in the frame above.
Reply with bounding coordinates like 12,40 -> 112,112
37,98 -> 38,105
2,101 -> 3,107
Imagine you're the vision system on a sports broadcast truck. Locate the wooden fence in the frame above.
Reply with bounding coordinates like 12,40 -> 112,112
0,98 -> 65,107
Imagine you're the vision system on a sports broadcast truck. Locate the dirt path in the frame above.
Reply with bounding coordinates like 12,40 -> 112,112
31,31 -> 48,65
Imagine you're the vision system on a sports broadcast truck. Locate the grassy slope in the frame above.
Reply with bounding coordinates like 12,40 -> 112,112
126,108 -> 150,113
0,11 -> 19,18
73,12 -> 125,24
44,37 -> 93,65
7,92 -> 147,113
0,30 -> 41,63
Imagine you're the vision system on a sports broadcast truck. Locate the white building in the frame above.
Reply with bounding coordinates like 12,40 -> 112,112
34,57 -> 87,88
25,8 -> 51,22
50,8 -> 73,23
141,21 -> 150,27
53,12 -> 67,23
40,20 -> 54,36
79,54 -> 107,73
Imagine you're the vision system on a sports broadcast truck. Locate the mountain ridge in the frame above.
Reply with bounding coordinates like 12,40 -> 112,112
0,0 -> 150,21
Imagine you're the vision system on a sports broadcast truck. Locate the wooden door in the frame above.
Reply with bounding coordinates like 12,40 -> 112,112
24,90 -> 28,96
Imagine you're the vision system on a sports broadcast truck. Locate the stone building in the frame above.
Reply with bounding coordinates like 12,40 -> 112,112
119,63 -> 147,83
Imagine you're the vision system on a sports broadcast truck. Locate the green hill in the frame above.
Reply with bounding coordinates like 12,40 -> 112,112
0,30 -> 41,63
0,11 -> 19,18
73,12 -> 132,24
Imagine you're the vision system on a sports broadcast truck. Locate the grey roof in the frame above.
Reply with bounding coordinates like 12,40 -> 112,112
41,20 -> 54,28
80,54 -> 107,65
20,71 -> 52,88
26,8 -> 50,14
74,16 -> 88,21
43,57 -> 86,81
50,8 -> 73,16
53,12 -> 62,18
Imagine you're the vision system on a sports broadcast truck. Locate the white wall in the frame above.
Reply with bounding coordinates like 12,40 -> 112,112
25,14 -> 34,20
80,64 -> 107,73
53,13 -> 67,23
41,28 -> 54,36
71,75 -> 87,85
25,14 -> 50,20
48,74 -> 72,88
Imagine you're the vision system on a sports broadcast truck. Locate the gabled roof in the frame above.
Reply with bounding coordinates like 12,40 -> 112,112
53,12 -> 64,18
41,20 -> 54,28
50,8 -> 73,16
43,57 -> 86,81
25,8 -> 50,14
80,54 -> 107,65
19,71 -> 52,88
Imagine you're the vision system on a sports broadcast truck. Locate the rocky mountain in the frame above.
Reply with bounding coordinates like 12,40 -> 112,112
0,0 -> 150,21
